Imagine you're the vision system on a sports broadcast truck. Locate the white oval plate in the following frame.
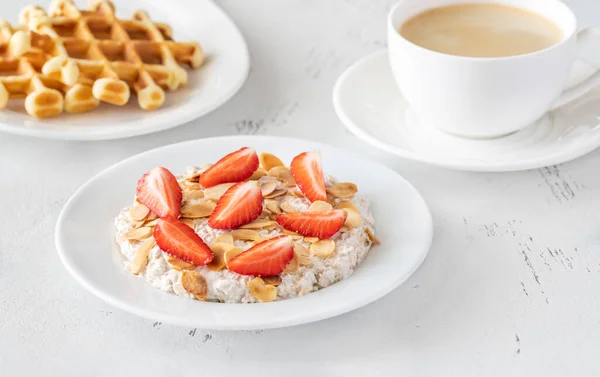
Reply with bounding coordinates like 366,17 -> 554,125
0,0 -> 249,140
333,50 -> 600,172
55,136 -> 433,330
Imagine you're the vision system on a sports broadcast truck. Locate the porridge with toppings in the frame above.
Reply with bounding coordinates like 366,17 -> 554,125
114,148 -> 379,303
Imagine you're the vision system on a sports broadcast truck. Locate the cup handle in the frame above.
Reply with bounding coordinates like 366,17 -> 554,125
551,26 -> 600,110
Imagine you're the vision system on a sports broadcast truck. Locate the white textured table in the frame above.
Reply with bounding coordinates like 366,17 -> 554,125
2,1 -> 600,376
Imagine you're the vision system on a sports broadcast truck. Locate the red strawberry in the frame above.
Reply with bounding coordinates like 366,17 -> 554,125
290,151 -> 327,202
154,218 -> 214,265
199,147 -> 259,188
276,210 -> 347,239
227,235 -> 294,276
208,181 -> 263,229
136,166 -> 182,219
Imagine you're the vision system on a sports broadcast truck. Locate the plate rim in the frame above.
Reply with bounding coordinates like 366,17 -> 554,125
55,135 -> 434,330
333,49 -> 600,172
0,0 -> 250,141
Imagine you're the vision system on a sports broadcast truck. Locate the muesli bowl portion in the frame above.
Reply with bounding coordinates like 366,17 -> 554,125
114,147 -> 379,303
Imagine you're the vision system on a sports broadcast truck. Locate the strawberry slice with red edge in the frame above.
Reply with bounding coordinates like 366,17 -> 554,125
227,235 -> 295,276
199,147 -> 259,188
136,166 -> 182,219
290,151 -> 327,203
154,218 -> 214,265
276,210 -> 347,239
208,181 -> 263,229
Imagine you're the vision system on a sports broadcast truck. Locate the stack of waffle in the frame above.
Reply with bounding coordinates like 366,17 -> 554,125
0,0 -> 203,118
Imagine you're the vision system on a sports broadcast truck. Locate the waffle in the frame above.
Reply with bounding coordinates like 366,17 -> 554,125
0,0 -> 203,118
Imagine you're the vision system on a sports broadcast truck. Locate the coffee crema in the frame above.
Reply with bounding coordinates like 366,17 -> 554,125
399,3 -> 563,58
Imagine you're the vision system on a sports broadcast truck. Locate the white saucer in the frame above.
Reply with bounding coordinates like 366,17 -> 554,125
333,50 -> 600,172
55,136 -> 433,330
0,0 -> 249,141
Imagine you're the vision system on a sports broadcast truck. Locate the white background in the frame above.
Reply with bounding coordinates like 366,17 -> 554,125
2,0 -> 600,376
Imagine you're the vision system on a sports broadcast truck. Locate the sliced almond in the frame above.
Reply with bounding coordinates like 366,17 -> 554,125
264,188 -> 287,199
167,256 -> 196,271
269,166 -> 296,187
260,180 -> 277,197
336,200 -> 358,212
303,237 -> 319,243
288,187 -> 305,198
328,182 -> 358,199
339,226 -> 350,233
342,208 -> 362,228
210,241 -> 235,255
180,218 -> 196,229
182,182 -> 202,192
307,200 -> 333,212
247,277 -> 277,302
366,228 -> 381,245
184,190 -> 205,201
280,201 -> 298,213
181,200 -> 216,218
144,218 -> 159,227
294,242 -> 312,266
207,252 -> 226,271
283,252 -> 299,273
129,237 -> 155,274
282,229 -> 303,240
204,183 -> 234,201
259,152 -> 285,171
215,233 -> 234,245
231,229 -> 261,242
239,218 -> 276,230
146,211 -> 158,221
265,199 -> 282,215
130,219 -> 145,229
310,239 -> 336,258
184,171 -> 202,182
261,275 -> 282,286
124,226 -> 153,241
224,247 -> 244,266
181,271 -> 208,301
130,204 -> 150,221
248,167 -> 267,181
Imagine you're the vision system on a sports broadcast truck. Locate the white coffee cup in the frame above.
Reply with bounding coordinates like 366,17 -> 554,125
388,0 -> 600,138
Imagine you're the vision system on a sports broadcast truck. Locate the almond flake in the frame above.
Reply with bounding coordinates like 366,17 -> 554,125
366,228 -> 381,245
259,152 -> 285,171
327,182 -> 358,199
184,190 -> 205,201
282,229 -> 303,240
265,199 -> 282,215
303,237 -> 319,243
293,242 -> 312,266
130,204 -> 150,221
207,252 -> 226,271
215,233 -> 234,245
288,187 -> 305,198
130,219 -> 145,229
260,180 -> 277,197
211,242 -> 235,255
307,200 -> 333,212
239,218 -> 276,230
181,200 -> 216,218
129,237 -> 155,274
231,229 -> 261,242
280,201 -> 298,213
204,183 -> 234,201
184,171 -> 202,182
336,200 -> 359,212
261,275 -> 282,286
269,166 -> 296,187
224,247 -> 244,266
144,218 -> 159,227
310,239 -> 336,258
263,188 -> 287,199
283,252 -> 299,273
167,256 -> 196,271
180,218 -> 196,229
146,212 -> 158,221
247,277 -> 277,302
124,226 -> 153,240
342,208 -> 362,228
182,182 -> 202,191
181,271 -> 208,301
248,167 -> 267,181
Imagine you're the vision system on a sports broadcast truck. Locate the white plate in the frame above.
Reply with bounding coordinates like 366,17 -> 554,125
55,136 -> 433,330
0,0 -> 249,140
333,50 -> 600,172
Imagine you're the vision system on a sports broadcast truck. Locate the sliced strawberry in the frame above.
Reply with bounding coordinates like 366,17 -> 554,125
154,218 -> 214,265
136,166 -> 182,219
276,210 -> 347,239
290,151 -> 327,203
199,147 -> 259,188
208,181 -> 263,229
228,235 -> 294,276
